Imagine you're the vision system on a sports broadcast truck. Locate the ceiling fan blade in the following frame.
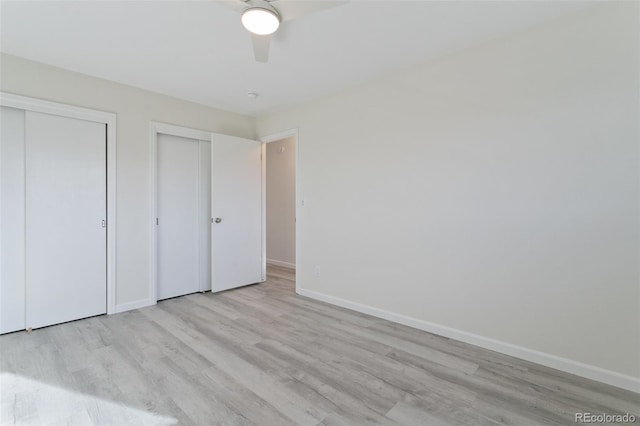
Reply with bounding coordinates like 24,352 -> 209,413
251,33 -> 271,62
272,0 -> 348,22
215,0 -> 248,13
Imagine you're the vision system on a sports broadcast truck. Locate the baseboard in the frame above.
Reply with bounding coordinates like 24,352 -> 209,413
296,288 -> 640,394
114,298 -> 156,314
266,259 -> 296,270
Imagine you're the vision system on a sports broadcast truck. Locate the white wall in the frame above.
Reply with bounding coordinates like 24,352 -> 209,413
266,136 -> 296,268
257,2 -> 640,388
0,53 -> 255,309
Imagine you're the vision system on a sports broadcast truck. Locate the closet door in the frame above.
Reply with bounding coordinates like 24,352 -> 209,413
0,107 -> 26,334
156,133 -> 201,300
25,111 -> 107,329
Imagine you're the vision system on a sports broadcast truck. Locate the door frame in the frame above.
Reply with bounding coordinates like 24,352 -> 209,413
0,92 -> 118,314
259,129 -> 299,286
149,122 -> 212,302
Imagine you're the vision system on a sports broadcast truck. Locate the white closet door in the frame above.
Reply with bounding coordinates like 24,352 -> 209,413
0,106 -> 26,334
211,134 -> 263,292
25,111 -> 106,329
157,134 -> 200,300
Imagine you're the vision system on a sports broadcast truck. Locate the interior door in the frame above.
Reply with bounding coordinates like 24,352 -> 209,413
211,133 -> 263,292
156,133 -> 202,300
25,111 -> 107,329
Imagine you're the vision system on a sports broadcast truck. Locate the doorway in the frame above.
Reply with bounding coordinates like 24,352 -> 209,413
261,131 -> 298,275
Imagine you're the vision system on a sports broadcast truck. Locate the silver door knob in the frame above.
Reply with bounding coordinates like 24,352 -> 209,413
215,218 -> 222,223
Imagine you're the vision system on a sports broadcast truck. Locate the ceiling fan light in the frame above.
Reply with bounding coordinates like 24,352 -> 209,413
241,7 -> 280,35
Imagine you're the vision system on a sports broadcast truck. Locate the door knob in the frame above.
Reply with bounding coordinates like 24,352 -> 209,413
215,218 -> 222,223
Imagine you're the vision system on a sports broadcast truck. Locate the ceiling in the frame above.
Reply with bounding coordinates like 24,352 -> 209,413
1,0 -> 589,117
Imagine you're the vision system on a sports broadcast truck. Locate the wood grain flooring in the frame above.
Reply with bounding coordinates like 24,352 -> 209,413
1,265 -> 638,425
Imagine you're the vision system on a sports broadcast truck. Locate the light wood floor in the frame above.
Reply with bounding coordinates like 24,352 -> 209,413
1,266 -> 638,425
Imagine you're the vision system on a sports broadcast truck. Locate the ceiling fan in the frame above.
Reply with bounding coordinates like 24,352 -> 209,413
219,0 -> 348,62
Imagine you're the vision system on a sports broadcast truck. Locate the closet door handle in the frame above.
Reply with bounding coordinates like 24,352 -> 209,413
215,218 -> 222,224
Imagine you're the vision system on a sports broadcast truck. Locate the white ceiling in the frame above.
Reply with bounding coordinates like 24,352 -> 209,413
1,0 -> 589,116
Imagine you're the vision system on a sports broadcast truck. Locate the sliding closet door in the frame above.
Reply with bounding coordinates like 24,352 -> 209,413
0,107 -> 26,334
25,111 -> 107,329
156,134 -> 201,300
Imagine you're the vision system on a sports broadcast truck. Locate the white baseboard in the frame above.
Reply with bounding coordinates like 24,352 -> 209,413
267,259 -> 296,270
297,288 -> 640,394
114,298 -> 156,314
